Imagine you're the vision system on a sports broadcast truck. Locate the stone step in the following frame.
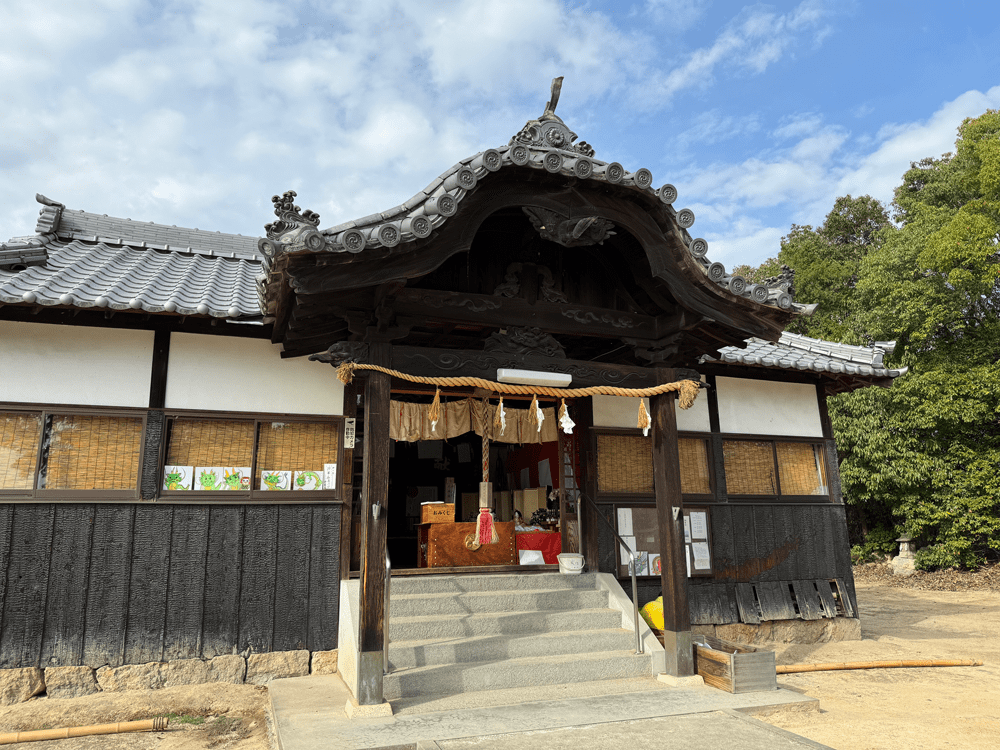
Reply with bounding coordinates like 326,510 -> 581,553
383,649 -> 653,700
389,628 -> 637,669
390,572 -> 596,596
390,587 -> 608,618
389,607 -> 623,642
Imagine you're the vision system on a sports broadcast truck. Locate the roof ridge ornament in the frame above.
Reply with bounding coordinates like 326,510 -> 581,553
264,190 -> 322,243
511,76 -> 595,158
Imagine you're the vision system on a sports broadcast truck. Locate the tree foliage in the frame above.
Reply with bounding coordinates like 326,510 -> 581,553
759,111 -> 1000,568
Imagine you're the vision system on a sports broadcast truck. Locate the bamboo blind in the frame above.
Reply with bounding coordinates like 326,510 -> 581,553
777,442 -> 827,495
678,438 -> 711,494
0,413 -> 42,490
722,440 -> 777,495
166,419 -> 255,467
257,421 -> 339,473
597,434 -> 654,493
42,416 -> 143,490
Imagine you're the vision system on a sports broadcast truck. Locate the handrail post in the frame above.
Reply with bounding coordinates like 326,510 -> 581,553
383,552 -> 391,675
581,492 -> 643,655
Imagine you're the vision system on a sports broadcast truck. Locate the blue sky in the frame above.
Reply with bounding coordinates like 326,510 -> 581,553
2,0 -> 999,269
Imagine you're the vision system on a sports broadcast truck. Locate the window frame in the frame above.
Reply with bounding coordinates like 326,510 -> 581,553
0,403 -> 146,500
590,427 -> 716,503
720,433 -> 831,503
158,409 -> 345,503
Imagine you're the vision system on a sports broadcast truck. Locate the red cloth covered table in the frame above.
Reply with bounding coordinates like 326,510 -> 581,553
515,531 -> 562,564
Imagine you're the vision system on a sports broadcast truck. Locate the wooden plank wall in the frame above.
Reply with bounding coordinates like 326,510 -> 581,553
688,503 -> 857,624
0,502 -> 342,669
601,502 -> 857,625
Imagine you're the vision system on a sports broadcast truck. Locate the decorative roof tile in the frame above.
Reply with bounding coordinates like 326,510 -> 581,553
703,332 -> 907,380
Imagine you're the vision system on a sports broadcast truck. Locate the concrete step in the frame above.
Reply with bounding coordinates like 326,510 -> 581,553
383,649 -> 654,700
390,587 -> 608,618
389,627 -> 637,668
389,607 -> 623,642
388,675 -> 667,716
390,572 -> 597,596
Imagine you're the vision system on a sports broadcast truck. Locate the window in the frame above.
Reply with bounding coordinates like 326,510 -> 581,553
161,415 -> 342,499
0,409 -> 144,497
595,432 -> 712,498
723,438 -> 829,500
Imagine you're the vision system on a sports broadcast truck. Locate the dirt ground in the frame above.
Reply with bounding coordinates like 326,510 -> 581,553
0,563 -> 996,750
0,683 -> 270,750
763,564 -> 1000,749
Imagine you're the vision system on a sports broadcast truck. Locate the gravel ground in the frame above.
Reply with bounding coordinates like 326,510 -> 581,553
852,561 -> 1000,591
763,566 -> 1000,750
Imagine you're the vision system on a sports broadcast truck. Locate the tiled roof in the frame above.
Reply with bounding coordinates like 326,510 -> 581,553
258,90 -> 810,317
704,332 -> 908,379
0,197 -> 264,319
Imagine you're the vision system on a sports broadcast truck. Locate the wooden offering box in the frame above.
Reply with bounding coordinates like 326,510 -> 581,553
421,503 -> 455,524
693,636 -> 776,693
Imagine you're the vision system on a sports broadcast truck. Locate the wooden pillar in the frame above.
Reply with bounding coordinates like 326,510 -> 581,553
356,343 -> 391,704
651,367 -> 693,676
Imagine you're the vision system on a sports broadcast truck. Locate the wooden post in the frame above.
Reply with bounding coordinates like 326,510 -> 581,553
651,367 -> 694,676
357,342 -> 391,704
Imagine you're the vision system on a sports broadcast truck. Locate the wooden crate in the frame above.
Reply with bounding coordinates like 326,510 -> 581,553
421,503 -> 455,524
693,636 -> 776,693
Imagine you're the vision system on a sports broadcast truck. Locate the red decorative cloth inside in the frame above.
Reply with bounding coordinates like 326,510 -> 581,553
516,531 -> 562,564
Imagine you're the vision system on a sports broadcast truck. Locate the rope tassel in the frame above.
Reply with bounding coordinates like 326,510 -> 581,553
637,399 -> 651,437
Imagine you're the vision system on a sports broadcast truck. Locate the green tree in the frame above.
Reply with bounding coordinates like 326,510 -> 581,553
832,110 -> 1000,569
779,195 -> 890,341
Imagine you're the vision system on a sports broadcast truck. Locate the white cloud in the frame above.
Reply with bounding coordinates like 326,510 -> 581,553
642,0 -> 710,30
641,0 -> 834,106
677,86 -> 1000,268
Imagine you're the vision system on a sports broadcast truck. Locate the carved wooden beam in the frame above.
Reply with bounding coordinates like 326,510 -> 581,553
393,288 -> 658,339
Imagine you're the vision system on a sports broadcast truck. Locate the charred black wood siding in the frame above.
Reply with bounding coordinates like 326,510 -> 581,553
604,502 -> 857,624
0,502 -> 341,669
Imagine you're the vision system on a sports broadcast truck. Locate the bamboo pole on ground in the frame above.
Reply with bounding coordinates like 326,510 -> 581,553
777,659 -> 982,674
0,717 -> 168,745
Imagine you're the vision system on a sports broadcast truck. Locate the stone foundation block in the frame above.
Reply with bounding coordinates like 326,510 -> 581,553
710,616 -> 862,645
44,666 -> 99,700
246,650 -> 309,685
310,650 -> 338,675
161,659 -> 211,688
209,654 -> 247,684
0,667 -> 45,706
96,662 -> 164,692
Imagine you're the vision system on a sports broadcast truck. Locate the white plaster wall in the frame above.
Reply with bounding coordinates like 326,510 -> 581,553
165,333 -> 344,415
715,376 -> 823,437
0,320 -> 153,408
591,382 -> 710,433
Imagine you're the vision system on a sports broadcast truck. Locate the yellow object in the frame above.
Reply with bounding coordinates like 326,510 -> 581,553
640,597 -> 664,630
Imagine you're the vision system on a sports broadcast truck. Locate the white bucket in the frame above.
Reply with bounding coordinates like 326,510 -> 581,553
556,553 -> 585,574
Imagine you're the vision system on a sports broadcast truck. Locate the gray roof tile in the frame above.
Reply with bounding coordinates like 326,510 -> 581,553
703,332 -> 907,380
0,237 -> 262,318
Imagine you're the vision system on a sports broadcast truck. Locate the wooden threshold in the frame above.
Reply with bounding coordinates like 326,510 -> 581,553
350,564 -> 559,577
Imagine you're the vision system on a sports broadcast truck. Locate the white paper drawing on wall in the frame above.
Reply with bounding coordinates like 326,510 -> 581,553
323,463 -> 337,490
194,467 -> 225,491
163,465 -> 193,491
294,470 -> 324,490
684,516 -> 692,544
635,551 -> 649,576
260,470 -> 291,491
222,467 -> 252,490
